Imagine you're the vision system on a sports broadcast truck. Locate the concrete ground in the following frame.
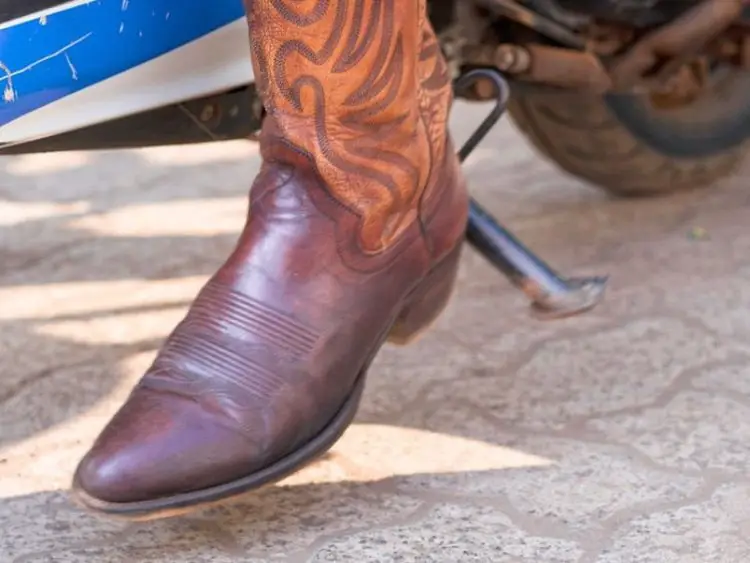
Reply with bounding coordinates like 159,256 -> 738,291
2,103 -> 750,562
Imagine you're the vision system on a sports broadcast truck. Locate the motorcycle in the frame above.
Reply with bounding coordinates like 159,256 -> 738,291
1,0 -> 748,316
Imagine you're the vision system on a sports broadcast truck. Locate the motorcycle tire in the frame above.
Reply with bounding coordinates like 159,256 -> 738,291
507,68 -> 750,197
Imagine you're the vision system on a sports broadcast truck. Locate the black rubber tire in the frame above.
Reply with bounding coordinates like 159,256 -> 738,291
507,69 -> 750,197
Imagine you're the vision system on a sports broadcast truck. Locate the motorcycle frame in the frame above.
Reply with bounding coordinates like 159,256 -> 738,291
1,0 -> 746,152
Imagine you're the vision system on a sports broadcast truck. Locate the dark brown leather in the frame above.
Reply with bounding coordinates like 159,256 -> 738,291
73,0 -> 468,505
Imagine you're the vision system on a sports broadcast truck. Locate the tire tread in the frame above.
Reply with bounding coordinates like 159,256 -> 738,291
508,90 -> 744,196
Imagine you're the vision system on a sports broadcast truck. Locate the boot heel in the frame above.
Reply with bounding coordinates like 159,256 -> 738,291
388,245 -> 462,346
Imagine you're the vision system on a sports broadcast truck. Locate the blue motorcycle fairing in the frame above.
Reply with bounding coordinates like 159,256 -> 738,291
0,0 -> 245,128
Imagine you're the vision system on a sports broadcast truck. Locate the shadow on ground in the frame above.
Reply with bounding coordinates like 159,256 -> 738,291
3,112 -> 750,562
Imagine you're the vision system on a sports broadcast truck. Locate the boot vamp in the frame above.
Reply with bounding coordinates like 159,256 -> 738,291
75,166 -> 430,503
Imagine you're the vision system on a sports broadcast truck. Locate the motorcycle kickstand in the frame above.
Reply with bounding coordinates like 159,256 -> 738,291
456,68 -> 608,319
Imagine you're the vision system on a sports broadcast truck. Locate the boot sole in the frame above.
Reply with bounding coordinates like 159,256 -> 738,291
70,245 -> 462,521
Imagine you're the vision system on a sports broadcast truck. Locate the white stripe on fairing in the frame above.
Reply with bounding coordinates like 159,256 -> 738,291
0,18 -> 254,145
0,0 -> 97,30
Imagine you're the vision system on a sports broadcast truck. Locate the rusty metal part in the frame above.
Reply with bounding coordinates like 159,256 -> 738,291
522,44 -> 613,92
493,44 -> 533,73
460,0 -> 748,96
609,0 -> 746,89
475,0 -> 586,48
648,60 -> 710,108
464,42 -> 613,93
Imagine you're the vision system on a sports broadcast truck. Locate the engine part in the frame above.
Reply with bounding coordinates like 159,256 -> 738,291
466,43 -> 614,92
463,0 -> 748,94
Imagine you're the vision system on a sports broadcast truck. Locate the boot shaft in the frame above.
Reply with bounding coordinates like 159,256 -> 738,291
245,0 -> 454,253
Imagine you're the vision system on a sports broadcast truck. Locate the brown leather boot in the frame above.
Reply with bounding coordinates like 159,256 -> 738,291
72,0 -> 468,520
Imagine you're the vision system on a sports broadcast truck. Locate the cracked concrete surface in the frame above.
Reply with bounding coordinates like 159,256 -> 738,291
2,104 -> 750,562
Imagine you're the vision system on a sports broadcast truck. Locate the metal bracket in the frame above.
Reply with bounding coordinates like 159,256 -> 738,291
457,68 -> 608,319
475,0 -> 586,48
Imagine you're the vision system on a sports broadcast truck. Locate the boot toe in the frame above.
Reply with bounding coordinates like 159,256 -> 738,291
73,387 -> 259,505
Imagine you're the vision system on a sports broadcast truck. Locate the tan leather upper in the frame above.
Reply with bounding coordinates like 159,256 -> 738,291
249,0 -> 451,252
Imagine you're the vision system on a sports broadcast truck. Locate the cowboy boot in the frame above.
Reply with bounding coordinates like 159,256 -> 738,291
72,0 -> 468,520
